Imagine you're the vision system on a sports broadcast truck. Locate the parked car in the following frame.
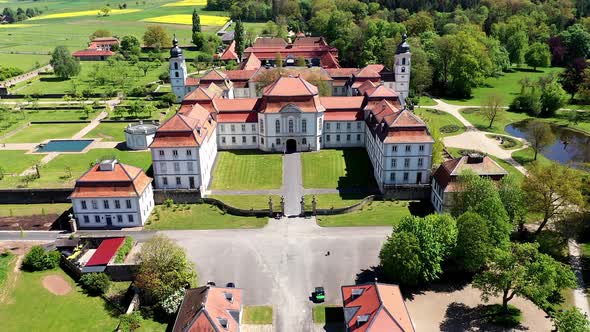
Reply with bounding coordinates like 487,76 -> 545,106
312,287 -> 325,303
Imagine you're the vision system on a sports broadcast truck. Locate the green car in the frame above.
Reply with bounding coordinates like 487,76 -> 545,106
313,287 -> 325,303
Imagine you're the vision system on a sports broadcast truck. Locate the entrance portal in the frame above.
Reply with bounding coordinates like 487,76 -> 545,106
286,139 -> 297,153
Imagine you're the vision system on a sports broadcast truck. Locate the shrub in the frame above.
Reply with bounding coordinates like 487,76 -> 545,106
164,198 -> 174,208
160,93 -> 176,106
79,273 -> 111,295
119,312 -> 143,332
115,237 -> 134,263
22,246 -> 60,271
159,288 -> 185,315
440,125 -> 460,133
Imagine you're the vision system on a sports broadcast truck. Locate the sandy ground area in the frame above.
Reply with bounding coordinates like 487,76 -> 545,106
41,275 -> 72,296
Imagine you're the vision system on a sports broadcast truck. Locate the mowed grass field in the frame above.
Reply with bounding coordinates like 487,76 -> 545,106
211,151 -> 282,190
1,123 -> 87,143
146,204 -> 267,230
301,149 -> 376,189
414,108 -> 465,137
0,203 -> 71,217
1,54 -> 51,71
142,14 -> 229,26
316,200 -> 419,227
0,150 -> 44,175
0,269 -> 120,332
83,122 -> 129,141
208,194 -> 281,210
0,108 -> 99,138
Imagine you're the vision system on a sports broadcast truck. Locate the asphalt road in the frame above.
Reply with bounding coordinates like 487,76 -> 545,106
164,218 -> 392,332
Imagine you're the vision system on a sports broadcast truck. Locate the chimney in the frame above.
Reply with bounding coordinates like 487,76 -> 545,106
98,159 -> 117,171
466,153 -> 484,164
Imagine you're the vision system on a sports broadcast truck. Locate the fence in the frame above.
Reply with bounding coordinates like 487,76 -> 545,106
309,195 -> 380,215
0,188 -> 73,204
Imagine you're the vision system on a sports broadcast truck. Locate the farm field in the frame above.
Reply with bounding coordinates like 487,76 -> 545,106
0,203 -> 70,217
1,54 -> 51,71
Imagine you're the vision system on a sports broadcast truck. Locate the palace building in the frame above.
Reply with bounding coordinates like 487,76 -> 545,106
152,35 -> 433,194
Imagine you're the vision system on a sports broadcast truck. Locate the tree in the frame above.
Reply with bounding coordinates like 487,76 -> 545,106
403,11 -> 434,36
539,78 -> 568,117
90,29 -> 112,41
275,52 -> 283,67
234,20 -> 245,61
296,56 -> 306,67
79,273 -> 111,295
192,32 -> 205,50
430,125 -> 444,165
99,6 -> 111,17
453,212 -> 492,272
22,246 -> 60,271
482,94 -> 504,129
120,35 -> 141,59
143,25 -> 171,50
137,62 -> 151,76
473,242 -> 576,313
525,120 -> 555,161
559,59 -> 588,101
379,214 -> 457,285
522,162 -> 585,235
525,42 -> 551,70
83,105 -> 94,118
135,235 -> 196,305
409,41 -> 433,98
192,8 -> 200,35
50,46 -> 81,78
553,308 -> 590,332
498,175 -> 526,232
506,30 -> 528,65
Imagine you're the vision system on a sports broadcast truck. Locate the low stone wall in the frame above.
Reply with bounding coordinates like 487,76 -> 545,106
0,188 -> 73,204
310,195 -> 380,215
153,189 -> 201,204
202,197 -> 271,217
382,185 -> 430,200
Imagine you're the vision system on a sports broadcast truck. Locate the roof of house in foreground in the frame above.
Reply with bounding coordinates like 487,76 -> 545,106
341,282 -> 415,332
70,161 -> 151,198
172,286 -> 242,332
432,155 -> 508,192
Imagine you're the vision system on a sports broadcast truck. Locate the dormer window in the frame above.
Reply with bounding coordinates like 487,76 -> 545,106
351,288 -> 364,300
224,292 -> 233,303
218,318 -> 229,329
357,314 -> 370,327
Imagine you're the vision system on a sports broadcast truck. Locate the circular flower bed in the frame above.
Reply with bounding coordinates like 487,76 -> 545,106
440,125 -> 461,133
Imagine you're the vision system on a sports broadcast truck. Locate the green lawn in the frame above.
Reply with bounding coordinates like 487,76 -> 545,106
1,54 -> 50,71
417,96 -> 437,106
0,268 -> 120,332
210,151 -> 282,190
145,204 -> 267,230
511,147 -> 551,168
316,200 -> 427,227
0,148 -> 151,188
0,203 -> 70,217
414,108 -> 465,137
459,108 -> 531,135
0,252 -> 14,289
1,123 -> 87,143
83,122 -> 129,141
304,193 -> 365,209
208,195 -> 281,210
312,305 -> 343,324
0,150 -> 44,175
301,149 -> 375,189
485,134 -> 524,150
242,306 -> 273,324
442,67 -> 564,106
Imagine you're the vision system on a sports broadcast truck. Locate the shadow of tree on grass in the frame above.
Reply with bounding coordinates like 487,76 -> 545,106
439,302 -> 528,332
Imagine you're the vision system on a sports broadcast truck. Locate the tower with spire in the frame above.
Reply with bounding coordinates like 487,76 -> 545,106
394,34 -> 411,105
169,35 -> 188,102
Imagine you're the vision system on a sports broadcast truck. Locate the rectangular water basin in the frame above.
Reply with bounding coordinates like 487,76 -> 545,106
36,139 -> 93,152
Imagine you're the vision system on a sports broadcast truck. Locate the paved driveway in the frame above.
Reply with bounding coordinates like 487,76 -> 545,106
163,218 -> 392,332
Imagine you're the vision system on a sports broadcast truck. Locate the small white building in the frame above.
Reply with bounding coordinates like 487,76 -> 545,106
125,121 -> 158,150
69,159 -> 154,229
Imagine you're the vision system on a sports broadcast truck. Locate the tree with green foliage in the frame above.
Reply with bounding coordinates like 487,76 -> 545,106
482,94 -> 504,129
234,20 -> 245,61
506,30 -> 528,65
143,25 -> 171,50
192,8 -> 201,34
135,235 -> 196,305
498,175 -> 526,232
451,170 -> 511,247
409,40 -> 433,98
453,212 -> 492,272
379,214 -> 457,285
50,46 -> 81,79
99,6 -> 111,17
119,312 -> 143,332
119,35 -> 141,60
403,11 -> 434,36
192,32 -> 205,50
539,78 -> 568,117
79,273 -> 111,295
525,120 -> 555,161
523,162 -> 585,235
22,246 -> 61,271
559,59 -> 587,101
553,307 -> 590,332
90,29 -> 112,41
296,56 -> 306,67
525,42 -> 551,70
430,125 -> 443,165
473,242 -> 576,314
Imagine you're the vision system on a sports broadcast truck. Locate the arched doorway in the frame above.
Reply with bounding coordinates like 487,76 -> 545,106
286,139 -> 297,153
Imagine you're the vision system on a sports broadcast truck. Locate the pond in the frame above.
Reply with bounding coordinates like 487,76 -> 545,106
505,120 -> 590,168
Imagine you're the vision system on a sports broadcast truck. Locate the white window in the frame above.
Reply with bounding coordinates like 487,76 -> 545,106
186,149 -> 192,156
241,124 -> 246,132
252,136 -> 256,143
231,137 -> 236,143
357,134 -> 361,141
176,177 -> 181,185
251,124 -> 256,131
319,118 -> 322,129
158,150 -> 164,156
347,123 -> 351,130
242,136 -> 246,143
117,215 -> 123,223
260,119 -> 264,133
103,200 -> 109,209
128,215 -> 134,223
275,120 -> 280,133
220,124 -> 225,132
126,200 -> 131,209
357,122 -> 361,129
222,137 -> 226,143
418,158 -> 423,167
392,145 -> 397,152
163,177 -> 168,185
160,162 -> 167,173
81,200 -> 87,210
261,137 -> 265,144
302,119 -> 307,133
326,123 -> 330,130
187,162 -> 193,172
327,135 -> 331,142
276,138 -> 281,145
403,172 -> 409,181
115,200 -> 120,209
83,216 -> 89,223
91,200 -> 98,209
405,145 -> 411,152
174,162 -> 180,172
391,159 -> 397,168
390,173 -> 395,181
346,134 -> 351,141
288,119 -> 294,133
302,138 -> 307,145
173,150 -> 178,158
336,134 -> 341,141
231,124 -> 235,132
336,123 -> 341,130
404,158 -> 410,168
94,215 -> 100,223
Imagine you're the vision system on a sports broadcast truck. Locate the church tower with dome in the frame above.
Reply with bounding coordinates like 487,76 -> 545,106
394,34 -> 411,103
169,36 -> 189,102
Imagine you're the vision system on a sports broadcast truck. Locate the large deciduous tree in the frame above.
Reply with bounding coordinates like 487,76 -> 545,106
552,307 -> 590,332
482,94 -> 504,129
135,235 -> 196,305
192,8 -> 201,35
50,46 -> 81,79
453,212 -> 492,272
525,120 -> 555,161
473,242 -> 576,313
379,214 -> 457,285
143,25 -> 171,50
522,162 -> 585,235
525,42 -> 551,70
120,35 -> 141,59
498,175 -> 526,232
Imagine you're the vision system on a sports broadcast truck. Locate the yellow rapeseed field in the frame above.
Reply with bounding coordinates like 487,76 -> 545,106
0,24 -> 40,28
142,14 -> 229,26
162,0 -> 207,7
29,9 -> 141,20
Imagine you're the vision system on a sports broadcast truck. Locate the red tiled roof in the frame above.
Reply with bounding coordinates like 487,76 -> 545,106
152,103 -> 215,147
183,86 -> 218,102
185,77 -> 199,86
72,49 -> 115,57
383,129 -> 434,143
341,283 -> 415,332
366,85 -> 399,98
86,237 -> 125,266
224,69 -> 257,81
292,36 -> 328,46
324,111 -> 363,121
320,52 -> 340,68
325,68 -> 359,77
200,68 -> 228,81
263,76 -> 318,96
433,155 -> 508,192
217,112 -> 258,123
70,162 -> 152,198
355,66 -> 381,78
252,37 -> 288,48
220,40 -> 239,61
213,98 -> 259,112
241,53 -> 261,70
173,286 -> 242,332
320,96 -> 364,110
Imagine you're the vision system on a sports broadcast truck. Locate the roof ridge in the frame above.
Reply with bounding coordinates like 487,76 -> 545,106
119,163 -> 140,196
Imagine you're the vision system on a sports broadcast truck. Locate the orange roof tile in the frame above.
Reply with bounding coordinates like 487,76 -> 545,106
251,37 -> 288,48
224,69 -> 257,81
241,53 -> 261,70
200,68 -> 228,81
263,76 -> 318,97
70,162 -> 151,198
324,111 -> 363,121
217,112 -> 258,123
355,66 -> 381,78
433,155 -> 508,192
220,40 -> 239,61
320,96 -> 364,110
183,86 -> 218,102
320,52 -> 341,68
325,68 -> 359,77
185,77 -> 199,86
213,98 -> 259,112
173,286 -> 242,332
366,85 -> 399,98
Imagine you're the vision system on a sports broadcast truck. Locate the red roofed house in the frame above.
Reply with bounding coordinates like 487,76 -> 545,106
172,285 -> 243,332
73,37 -> 119,61
242,36 -> 340,68
70,159 -> 154,228
341,282 -> 415,332
431,154 -> 508,212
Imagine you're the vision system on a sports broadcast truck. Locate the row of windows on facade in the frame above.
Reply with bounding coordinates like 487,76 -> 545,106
162,176 -> 193,186
159,162 -> 194,173
389,172 -> 420,182
80,199 -> 132,210
158,149 -> 192,158
391,145 -> 425,153
391,158 -> 424,168
325,134 -> 362,142
254,119 -> 362,134
82,214 -> 134,223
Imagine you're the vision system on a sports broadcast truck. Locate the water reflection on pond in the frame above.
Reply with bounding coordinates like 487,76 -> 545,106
505,120 -> 590,169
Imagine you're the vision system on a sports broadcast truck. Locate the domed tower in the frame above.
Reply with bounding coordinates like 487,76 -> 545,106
394,34 -> 411,106
169,35 -> 188,102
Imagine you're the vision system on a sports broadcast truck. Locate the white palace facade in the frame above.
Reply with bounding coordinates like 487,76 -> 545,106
151,35 -> 433,194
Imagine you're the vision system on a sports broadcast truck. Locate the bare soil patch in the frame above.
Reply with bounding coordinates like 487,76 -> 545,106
0,214 -> 64,231
42,274 -> 72,296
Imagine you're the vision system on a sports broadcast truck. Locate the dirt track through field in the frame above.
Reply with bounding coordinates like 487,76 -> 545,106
0,255 -> 22,304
